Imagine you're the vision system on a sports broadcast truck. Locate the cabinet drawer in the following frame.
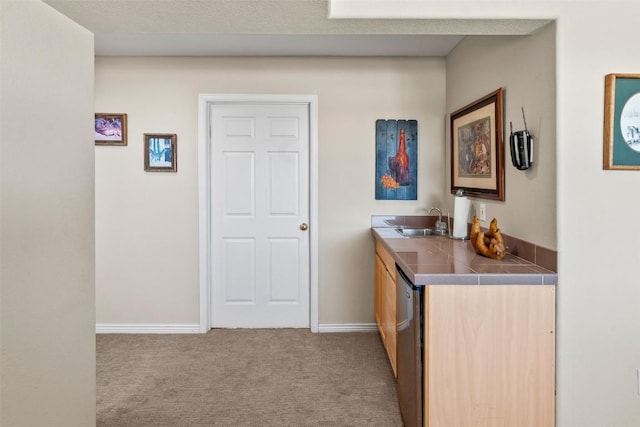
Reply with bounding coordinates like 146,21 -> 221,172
376,241 -> 396,279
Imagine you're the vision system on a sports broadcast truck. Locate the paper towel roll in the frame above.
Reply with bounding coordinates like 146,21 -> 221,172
453,196 -> 471,238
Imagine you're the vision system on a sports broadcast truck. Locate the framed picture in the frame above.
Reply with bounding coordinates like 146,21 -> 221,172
144,133 -> 177,172
375,119 -> 418,200
603,73 -> 640,170
95,113 -> 127,146
450,88 -> 505,201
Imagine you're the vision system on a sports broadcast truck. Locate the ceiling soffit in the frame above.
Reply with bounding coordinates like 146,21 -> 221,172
43,0 -> 552,56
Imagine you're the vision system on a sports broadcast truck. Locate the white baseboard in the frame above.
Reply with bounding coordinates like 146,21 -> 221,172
96,323 -> 377,334
96,324 -> 201,334
317,323 -> 378,333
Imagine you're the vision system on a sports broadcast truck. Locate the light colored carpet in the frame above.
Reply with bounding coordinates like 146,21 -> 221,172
97,329 -> 403,426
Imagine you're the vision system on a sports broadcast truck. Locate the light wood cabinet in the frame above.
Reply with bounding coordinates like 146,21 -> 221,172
424,285 -> 556,427
374,241 -> 397,376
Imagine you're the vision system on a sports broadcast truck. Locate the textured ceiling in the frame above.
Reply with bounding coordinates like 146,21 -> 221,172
44,0 -> 551,56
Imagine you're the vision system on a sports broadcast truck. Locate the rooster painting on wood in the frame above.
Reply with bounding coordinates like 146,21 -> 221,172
375,119 -> 418,200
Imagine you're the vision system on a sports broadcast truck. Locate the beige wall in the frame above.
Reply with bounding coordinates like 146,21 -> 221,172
446,24 -> 557,250
555,4 -> 640,426
0,1 -> 95,426
94,57 -> 446,326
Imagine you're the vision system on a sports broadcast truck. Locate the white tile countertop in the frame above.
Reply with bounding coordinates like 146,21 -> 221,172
372,226 -> 557,286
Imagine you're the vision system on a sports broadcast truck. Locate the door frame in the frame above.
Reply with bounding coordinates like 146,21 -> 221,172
197,94 -> 319,333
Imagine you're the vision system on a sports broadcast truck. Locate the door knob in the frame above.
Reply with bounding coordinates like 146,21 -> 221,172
300,223 -> 308,231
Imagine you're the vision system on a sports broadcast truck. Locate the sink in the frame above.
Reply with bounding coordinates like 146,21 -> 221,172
396,228 -> 434,236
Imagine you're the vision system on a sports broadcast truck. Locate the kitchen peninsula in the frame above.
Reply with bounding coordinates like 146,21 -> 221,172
372,215 -> 557,427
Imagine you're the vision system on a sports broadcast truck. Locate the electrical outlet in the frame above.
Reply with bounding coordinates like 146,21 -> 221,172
479,203 -> 486,221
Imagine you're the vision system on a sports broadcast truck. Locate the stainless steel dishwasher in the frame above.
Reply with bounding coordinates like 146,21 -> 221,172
396,265 -> 423,427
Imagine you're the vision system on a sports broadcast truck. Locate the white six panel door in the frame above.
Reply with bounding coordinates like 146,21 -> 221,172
210,103 -> 310,328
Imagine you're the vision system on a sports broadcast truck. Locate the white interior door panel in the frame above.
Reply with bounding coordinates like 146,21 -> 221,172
210,103 -> 310,328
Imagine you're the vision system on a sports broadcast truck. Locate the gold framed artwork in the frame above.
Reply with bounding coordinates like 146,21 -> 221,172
95,113 -> 127,146
603,73 -> 640,170
450,88 -> 505,201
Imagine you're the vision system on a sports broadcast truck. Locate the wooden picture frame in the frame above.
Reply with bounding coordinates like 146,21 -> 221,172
450,88 -> 505,201
144,133 -> 177,172
95,113 -> 127,146
603,73 -> 640,170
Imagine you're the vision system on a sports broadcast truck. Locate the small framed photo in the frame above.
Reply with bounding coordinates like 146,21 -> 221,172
603,73 -> 640,170
450,88 -> 505,201
144,134 -> 177,172
95,113 -> 127,146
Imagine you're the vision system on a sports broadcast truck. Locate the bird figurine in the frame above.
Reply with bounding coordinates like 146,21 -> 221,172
470,216 -> 506,260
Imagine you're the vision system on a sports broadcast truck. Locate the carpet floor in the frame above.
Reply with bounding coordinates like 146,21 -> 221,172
97,329 -> 403,426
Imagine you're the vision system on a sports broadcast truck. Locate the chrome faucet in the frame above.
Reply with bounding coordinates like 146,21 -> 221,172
428,207 -> 448,235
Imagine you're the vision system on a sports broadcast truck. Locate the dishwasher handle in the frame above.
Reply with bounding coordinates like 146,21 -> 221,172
396,264 -> 419,291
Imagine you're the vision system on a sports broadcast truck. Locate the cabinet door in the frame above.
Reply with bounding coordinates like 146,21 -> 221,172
374,254 -> 386,341
383,267 -> 397,376
374,247 -> 397,377
428,285 -> 555,427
